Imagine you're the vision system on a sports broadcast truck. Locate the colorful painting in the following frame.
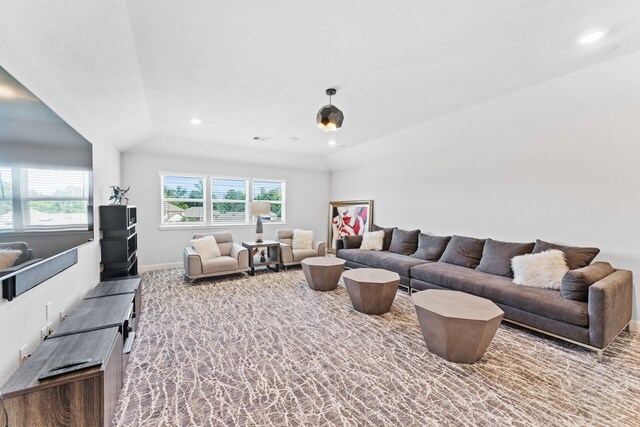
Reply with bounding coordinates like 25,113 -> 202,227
327,200 -> 373,253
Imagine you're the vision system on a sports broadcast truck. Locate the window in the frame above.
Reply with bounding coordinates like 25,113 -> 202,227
0,167 -> 12,230
161,175 -> 205,224
21,168 -> 90,229
160,173 -> 286,227
252,180 -> 285,222
211,178 -> 248,224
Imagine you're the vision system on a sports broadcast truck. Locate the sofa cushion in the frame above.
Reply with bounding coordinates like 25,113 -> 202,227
372,224 -> 394,251
412,234 -> 451,261
360,231 -> 385,251
511,250 -> 568,290
532,239 -> 599,270
389,228 -> 420,255
410,262 -> 588,326
342,235 -> 363,249
439,235 -> 486,268
202,256 -> 239,274
338,249 -> 430,277
476,238 -> 534,278
561,262 -> 614,302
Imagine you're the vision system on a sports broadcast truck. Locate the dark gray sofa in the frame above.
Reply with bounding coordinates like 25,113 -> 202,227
336,233 -> 633,361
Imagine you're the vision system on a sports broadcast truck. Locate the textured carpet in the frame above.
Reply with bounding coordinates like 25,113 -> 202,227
113,268 -> 640,426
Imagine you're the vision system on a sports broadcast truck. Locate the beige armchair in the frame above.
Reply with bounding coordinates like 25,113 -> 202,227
183,232 -> 249,280
276,229 -> 326,268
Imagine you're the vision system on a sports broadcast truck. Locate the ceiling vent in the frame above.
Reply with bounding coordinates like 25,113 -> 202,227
252,136 -> 274,142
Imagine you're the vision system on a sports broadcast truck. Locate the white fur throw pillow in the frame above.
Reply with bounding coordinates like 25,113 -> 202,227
292,229 -> 314,249
359,231 -> 385,251
0,249 -> 22,270
511,249 -> 569,290
191,235 -> 221,260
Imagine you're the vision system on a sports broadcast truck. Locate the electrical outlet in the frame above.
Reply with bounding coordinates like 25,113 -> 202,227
46,301 -> 52,321
60,309 -> 66,322
19,345 -> 27,362
40,322 -> 52,341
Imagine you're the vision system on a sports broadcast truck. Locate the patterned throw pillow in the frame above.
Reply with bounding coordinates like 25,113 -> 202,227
292,229 -> 314,249
0,249 -> 23,270
191,235 -> 221,260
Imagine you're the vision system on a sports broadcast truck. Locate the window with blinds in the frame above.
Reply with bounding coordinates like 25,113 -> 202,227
0,167 -> 12,230
20,168 -> 90,229
161,175 -> 205,224
211,178 -> 248,224
252,180 -> 285,222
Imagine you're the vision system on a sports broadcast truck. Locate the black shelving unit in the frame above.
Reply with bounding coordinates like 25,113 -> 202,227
99,205 -> 138,280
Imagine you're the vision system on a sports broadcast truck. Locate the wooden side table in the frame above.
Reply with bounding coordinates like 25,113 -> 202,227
242,240 -> 281,276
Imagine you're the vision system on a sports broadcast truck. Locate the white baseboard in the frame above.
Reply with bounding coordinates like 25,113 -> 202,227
138,262 -> 182,273
629,320 -> 639,334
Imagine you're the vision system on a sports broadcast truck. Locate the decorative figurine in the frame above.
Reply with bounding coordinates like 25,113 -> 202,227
260,249 -> 267,263
109,186 -> 130,205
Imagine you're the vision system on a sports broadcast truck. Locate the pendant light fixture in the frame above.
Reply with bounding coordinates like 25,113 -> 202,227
316,88 -> 344,132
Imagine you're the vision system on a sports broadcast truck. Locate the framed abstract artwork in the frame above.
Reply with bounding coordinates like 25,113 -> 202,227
327,200 -> 374,253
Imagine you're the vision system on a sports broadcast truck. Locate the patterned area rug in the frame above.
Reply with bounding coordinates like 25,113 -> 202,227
113,268 -> 640,426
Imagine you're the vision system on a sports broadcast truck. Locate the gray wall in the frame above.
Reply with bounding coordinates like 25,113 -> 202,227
121,152 -> 331,267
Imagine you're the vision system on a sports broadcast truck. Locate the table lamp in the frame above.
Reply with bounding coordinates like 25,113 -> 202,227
249,201 -> 271,242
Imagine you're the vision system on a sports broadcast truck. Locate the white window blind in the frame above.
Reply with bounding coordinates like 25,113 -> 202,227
0,167 -> 12,230
211,178 -> 248,224
252,180 -> 285,222
21,168 -> 90,229
161,175 -> 205,224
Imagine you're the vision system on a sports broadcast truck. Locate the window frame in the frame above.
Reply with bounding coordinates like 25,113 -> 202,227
158,173 -> 287,229
159,172 -> 207,226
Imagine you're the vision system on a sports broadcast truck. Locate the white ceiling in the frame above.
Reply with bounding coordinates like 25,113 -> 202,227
2,1 -> 640,170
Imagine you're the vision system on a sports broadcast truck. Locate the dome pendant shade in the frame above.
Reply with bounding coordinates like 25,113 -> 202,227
316,88 -> 344,132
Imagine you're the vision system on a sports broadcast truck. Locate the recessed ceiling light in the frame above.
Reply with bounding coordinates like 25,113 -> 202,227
190,118 -> 202,125
328,140 -> 336,146
578,31 -> 605,44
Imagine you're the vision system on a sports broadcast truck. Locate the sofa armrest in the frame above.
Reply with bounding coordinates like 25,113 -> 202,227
588,269 -> 633,349
183,247 -> 203,277
335,239 -> 344,252
231,243 -> 249,270
314,241 -> 326,256
280,243 -> 293,264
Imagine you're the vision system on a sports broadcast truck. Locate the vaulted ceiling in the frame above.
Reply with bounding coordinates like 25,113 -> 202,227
1,1 -> 639,170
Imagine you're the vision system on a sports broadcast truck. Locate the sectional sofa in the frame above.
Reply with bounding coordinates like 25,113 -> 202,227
336,227 -> 633,361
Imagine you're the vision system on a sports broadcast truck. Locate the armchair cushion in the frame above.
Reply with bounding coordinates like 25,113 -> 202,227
202,256 -> 239,274
276,229 -> 294,247
292,229 -> 314,249
293,249 -> 318,262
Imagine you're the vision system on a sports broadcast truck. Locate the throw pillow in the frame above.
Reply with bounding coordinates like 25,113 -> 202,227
342,235 -> 363,249
511,249 -> 569,290
411,234 -> 451,261
0,249 -> 22,270
561,262 -> 614,302
372,224 -> 394,251
476,238 -> 535,278
438,235 -> 486,268
191,235 -> 221,260
388,228 -> 420,255
292,229 -> 314,249
532,239 -> 599,270
359,231 -> 385,251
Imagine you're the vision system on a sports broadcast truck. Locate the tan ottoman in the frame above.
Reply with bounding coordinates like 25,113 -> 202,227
412,290 -> 504,364
342,268 -> 400,315
301,257 -> 345,291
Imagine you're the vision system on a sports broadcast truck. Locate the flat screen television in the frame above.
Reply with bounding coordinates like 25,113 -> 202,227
0,65 -> 93,300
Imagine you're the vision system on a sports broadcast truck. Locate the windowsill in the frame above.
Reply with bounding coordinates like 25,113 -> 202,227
159,222 -> 287,231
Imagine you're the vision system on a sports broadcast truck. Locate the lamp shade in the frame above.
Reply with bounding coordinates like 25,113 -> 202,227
249,201 -> 271,216
316,105 -> 344,132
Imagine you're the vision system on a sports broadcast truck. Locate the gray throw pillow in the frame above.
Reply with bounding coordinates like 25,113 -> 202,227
388,228 -> 420,255
372,224 -> 394,251
532,239 -> 600,270
342,235 -> 363,249
439,235 -> 486,268
476,238 -> 535,278
412,234 -> 451,261
561,262 -> 614,302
